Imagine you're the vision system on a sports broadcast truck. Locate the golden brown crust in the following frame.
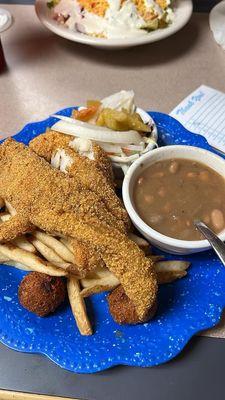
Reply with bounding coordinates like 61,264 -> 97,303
92,143 -> 114,186
108,285 -> 157,324
0,139 -> 157,320
0,138 -> 126,235
33,214 -> 157,320
18,272 -> 66,317
30,130 -> 130,230
108,285 -> 140,324
69,237 -> 105,275
30,130 -> 114,185
29,129 -> 71,162
29,130 -> 130,273
30,131 -> 108,273
0,215 -> 34,242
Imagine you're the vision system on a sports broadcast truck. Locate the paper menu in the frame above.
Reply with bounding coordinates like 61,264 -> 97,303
170,85 -> 225,153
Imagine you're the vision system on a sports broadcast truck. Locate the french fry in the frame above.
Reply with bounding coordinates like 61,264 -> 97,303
87,265 -> 113,279
81,273 -> 120,289
12,237 -> 36,253
60,237 -> 74,253
67,276 -> 92,336
30,237 -> 66,263
81,266 -> 119,297
155,261 -> 190,284
81,269 -> 188,296
0,212 -> 11,222
29,237 -> 76,273
154,260 -> 190,273
5,201 -> 17,216
0,243 -> 67,277
128,232 -> 151,254
81,260 -> 191,297
33,231 -> 74,263
81,275 -> 120,297
3,260 -> 31,272
0,253 -> 10,263
81,284 -> 117,298
147,255 -> 164,262
80,267 -> 120,298
157,270 -> 187,284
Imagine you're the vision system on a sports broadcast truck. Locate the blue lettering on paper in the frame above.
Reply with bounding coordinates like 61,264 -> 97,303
175,91 -> 205,116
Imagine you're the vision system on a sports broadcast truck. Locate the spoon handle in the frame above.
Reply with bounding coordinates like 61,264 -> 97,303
195,221 -> 225,267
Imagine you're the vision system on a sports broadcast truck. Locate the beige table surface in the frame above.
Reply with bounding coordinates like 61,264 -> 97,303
1,4 -> 225,338
1,4 -> 225,136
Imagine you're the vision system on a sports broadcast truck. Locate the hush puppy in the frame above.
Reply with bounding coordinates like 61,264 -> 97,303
18,272 -> 66,317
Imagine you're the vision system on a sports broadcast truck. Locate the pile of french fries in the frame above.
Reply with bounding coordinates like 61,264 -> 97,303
0,202 -> 190,336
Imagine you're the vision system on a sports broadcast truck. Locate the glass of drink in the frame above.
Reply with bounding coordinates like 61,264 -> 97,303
0,8 -> 12,71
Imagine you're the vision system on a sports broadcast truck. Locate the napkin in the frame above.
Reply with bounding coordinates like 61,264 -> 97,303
170,85 -> 225,154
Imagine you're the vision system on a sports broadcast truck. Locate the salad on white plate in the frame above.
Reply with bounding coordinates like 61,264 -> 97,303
51,90 -> 158,173
48,0 -> 174,39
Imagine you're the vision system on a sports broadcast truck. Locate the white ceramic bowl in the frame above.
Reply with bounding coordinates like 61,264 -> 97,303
35,0 -> 193,50
123,145 -> 225,255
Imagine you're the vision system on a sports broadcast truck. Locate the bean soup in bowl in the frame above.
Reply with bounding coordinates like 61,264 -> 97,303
123,146 -> 225,255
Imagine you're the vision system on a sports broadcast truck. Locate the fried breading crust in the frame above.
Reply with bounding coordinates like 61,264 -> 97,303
29,130 -> 130,274
108,285 -> 157,324
67,237 -> 105,275
29,130 -> 129,228
19,272 -> 66,316
91,142 -> 114,185
0,139 -> 126,237
29,131 -> 105,273
0,139 -> 157,321
29,129 -> 71,161
29,129 -> 114,185
31,213 -> 157,320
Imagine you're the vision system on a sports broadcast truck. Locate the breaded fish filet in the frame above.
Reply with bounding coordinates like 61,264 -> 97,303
29,130 -> 129,229
0,139 -> 157,321
29,130 -> 130,274
29,129 -> 114,185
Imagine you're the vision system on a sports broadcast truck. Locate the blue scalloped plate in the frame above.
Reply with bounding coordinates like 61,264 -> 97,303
0,109 -> 225,374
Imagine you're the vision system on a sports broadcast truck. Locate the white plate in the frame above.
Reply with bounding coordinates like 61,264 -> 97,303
35,0 -> 193,49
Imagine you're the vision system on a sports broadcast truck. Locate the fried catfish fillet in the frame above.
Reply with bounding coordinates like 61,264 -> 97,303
0,139 -> 157,321
35,216 -> 157,321
29,130 -> 128,227
29,129 -> 114,186
0,138 -> 126,241
29,130 -> 130,274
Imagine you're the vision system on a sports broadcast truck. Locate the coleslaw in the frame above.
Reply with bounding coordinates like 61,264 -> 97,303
51,90 -> 158,173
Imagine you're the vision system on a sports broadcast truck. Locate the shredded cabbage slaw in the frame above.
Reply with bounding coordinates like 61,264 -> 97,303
51,90 -> 158,173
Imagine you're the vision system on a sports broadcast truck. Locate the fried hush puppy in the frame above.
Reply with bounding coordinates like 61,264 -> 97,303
18,272 -> 66,317
108,285 -> 157,325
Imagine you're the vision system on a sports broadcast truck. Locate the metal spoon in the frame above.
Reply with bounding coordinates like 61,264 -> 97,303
194,220 -> 225,266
